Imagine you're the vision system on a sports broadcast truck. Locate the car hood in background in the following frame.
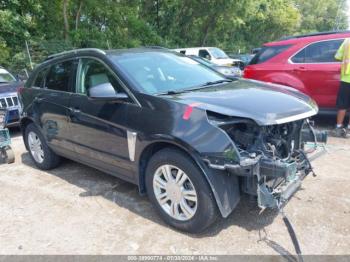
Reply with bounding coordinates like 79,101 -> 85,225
0,81 -> 22,94
161,79 -> 318,126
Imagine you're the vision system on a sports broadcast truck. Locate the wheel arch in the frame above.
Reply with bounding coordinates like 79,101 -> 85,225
261,72 -> 309,95
20,117 -> 35,150
137,140 -> 204,194
137,139 -> 241,218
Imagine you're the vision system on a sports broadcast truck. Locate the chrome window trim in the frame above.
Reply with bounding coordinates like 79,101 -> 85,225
288,38 -> 345,65
75,56 -> 141,107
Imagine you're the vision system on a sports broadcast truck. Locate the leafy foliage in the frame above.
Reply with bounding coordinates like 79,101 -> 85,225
0,0 -> 348,73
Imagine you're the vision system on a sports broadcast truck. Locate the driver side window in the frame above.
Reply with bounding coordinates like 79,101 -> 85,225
77,58 -> 123,95
198,49 -> 211,60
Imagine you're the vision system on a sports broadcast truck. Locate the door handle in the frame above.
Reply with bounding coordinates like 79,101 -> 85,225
293,66 -> 306,72
34,97 -> 44,103
69,107 -> 81,115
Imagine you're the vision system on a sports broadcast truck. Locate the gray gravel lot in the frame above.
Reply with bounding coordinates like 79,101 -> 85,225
0,118 -> 349,255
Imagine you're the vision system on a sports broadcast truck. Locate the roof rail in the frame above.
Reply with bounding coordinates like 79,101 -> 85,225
142,46 -> 168,49
280,30 -> 350,40
46,48 -> 106,60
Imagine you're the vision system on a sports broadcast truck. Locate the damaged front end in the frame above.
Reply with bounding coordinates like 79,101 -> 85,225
204,112 -> 327,210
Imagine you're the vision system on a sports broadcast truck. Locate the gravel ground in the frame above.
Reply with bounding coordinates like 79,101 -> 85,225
0,118 -> 349,255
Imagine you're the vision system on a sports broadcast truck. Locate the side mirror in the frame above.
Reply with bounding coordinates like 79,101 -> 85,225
205,55 -> 211,60
88,82 -> 128,100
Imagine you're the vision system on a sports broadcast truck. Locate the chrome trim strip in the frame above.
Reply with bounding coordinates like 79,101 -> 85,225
127,131 -> 137,162
274,109 -> 317,124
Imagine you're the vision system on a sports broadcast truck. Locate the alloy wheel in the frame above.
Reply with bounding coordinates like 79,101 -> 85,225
28,131 -> 44,163
153,164 -> 198,221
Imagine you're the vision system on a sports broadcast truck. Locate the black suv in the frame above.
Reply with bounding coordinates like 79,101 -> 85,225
20,48 -> 326,233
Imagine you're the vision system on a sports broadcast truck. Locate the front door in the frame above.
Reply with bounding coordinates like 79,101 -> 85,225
68,58 -> 135,180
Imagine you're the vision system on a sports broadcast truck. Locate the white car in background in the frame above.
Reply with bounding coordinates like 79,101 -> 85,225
173,47 -> 242,67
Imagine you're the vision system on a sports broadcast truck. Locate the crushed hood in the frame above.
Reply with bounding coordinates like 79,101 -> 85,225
0,81 -> 22,94
161,79 -> 318,125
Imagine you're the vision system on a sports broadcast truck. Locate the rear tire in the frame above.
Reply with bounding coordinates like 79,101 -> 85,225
24,123 -> 61,170
145,148 -> 218,233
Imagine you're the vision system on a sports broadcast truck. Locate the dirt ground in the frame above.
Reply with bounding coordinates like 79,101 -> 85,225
0,117 -> 349,255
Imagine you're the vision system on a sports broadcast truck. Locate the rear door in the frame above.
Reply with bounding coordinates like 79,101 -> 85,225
29,59 -> 78,156
68,57 -> 135,181
289,39 -> 343,108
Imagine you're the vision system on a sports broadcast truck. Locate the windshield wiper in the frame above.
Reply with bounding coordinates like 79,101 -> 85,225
157,89 -> 187,95
157,79 -> 232,95
199,79 -> 232,87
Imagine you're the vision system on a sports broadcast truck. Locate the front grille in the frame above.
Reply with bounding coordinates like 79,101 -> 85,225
0,95 -> 19,108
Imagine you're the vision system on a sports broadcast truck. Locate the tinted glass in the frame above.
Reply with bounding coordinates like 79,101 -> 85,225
33,68 -> 48,88
250,45 -> 291,64
77,59 -> 123,94
291,39 -> 343,63
45,60 -> 76,92
110,52 -> 225,94
190,56 -> 214,67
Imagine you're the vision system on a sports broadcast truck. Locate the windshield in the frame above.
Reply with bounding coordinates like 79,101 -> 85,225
0,69 -> 16,83
110,52 -> 226,95
189,56 -> 215,67
209,48 -> 229,59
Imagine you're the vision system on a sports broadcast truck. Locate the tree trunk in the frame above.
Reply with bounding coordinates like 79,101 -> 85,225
63,0 -> 70,40
200,16 -> 216,46
75,0 -> 83,30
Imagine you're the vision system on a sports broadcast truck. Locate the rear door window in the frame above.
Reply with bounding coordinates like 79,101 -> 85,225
45,60 -> 77,92
291,39 -> 344,63
249,45 -> 291,64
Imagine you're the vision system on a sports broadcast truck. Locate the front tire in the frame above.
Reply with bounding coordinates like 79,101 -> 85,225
145,148 -> 218,233
24,123 -> 61,170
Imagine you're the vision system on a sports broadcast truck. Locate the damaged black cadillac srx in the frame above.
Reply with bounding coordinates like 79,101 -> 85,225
19,48 -> 327,233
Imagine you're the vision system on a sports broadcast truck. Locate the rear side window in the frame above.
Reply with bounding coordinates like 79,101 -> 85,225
249,45 -> 291,64
45,60 -> 76,92
291,39 -> 343,63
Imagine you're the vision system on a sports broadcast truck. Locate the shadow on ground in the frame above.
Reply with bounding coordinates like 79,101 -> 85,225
20,152 -> 279,237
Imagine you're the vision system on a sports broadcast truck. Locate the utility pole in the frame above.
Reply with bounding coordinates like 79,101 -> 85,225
25,40 -> 33,70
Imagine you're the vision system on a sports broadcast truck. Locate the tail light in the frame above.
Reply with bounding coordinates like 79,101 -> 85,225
243,67 -> 252,79
17,86 -> 25,95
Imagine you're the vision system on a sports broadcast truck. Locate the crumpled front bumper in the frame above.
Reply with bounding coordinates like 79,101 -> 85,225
205,129 -> 328,210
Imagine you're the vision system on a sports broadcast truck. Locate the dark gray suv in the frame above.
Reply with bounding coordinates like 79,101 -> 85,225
20,48 -> 326,233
